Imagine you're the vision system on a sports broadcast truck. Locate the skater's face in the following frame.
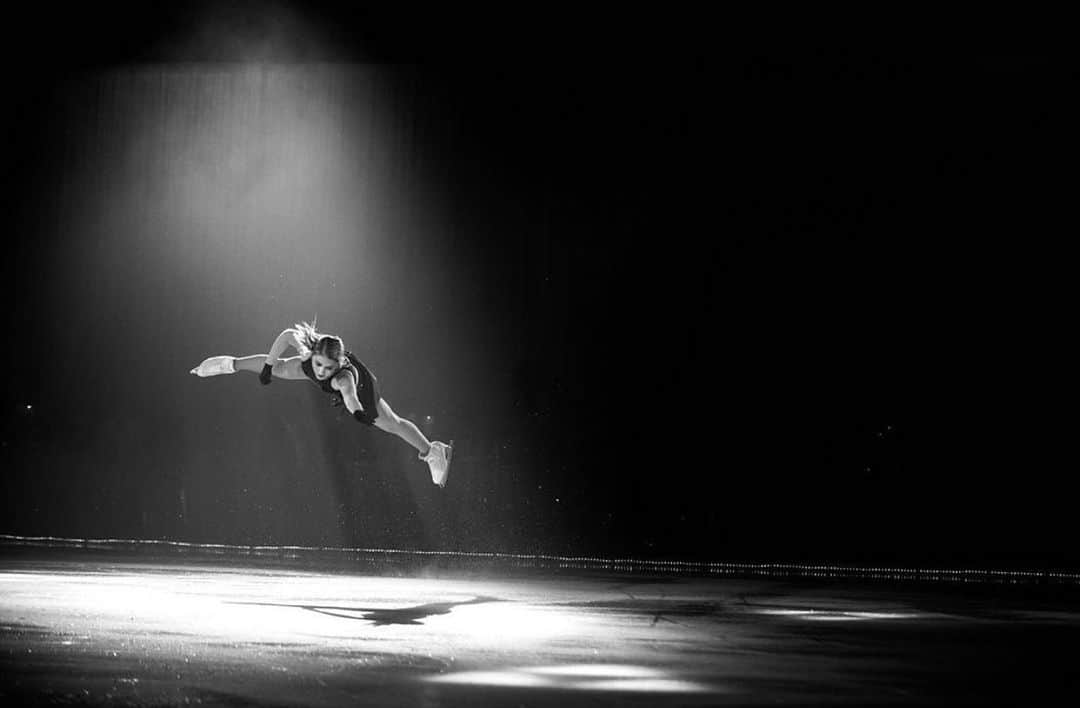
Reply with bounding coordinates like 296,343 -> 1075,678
311,354 -> 340,380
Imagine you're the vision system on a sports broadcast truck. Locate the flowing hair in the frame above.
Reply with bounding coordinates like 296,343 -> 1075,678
293,317 -> 345,366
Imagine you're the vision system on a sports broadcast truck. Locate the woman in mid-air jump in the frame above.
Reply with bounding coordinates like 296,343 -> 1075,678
190,320 -> 452,487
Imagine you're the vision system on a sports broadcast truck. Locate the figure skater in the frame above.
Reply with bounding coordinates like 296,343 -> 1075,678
190,320 -> 452,487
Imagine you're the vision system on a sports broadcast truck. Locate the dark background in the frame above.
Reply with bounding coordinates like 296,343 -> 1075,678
1,4 -> 1073,568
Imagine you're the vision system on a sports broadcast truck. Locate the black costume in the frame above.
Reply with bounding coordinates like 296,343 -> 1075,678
301,351 -> 380,426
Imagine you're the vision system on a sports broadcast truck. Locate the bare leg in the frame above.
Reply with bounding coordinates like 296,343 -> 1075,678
191,354 -> 271,377
373,398 -> 432,456
232,355 -> 270,373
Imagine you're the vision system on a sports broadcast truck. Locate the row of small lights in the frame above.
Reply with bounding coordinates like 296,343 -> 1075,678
3,533 -> 1079,583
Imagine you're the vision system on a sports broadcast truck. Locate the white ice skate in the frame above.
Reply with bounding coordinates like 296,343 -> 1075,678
190,356 -> 236,377
420,441 -> 452,487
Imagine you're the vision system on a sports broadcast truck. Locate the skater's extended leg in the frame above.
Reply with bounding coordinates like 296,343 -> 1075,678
373,398 -> 452,487
373,398 -> 431,455
232,355 -> 270,373
191,354 -> 292,377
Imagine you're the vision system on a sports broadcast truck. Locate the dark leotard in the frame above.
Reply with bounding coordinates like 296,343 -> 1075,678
301,351 -> 380,426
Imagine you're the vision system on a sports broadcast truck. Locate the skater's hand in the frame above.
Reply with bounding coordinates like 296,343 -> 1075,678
259,363 -> 274,385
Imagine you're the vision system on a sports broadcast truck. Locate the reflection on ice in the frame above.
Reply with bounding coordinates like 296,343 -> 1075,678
754,608 -> 920,621
427,664 -> 716,693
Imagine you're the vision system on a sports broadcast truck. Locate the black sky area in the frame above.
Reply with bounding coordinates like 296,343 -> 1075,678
2,6 -> 1075,567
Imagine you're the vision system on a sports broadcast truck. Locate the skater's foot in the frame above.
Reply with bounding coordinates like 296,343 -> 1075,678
190,356 -> 236,377
420,441 -> 452,487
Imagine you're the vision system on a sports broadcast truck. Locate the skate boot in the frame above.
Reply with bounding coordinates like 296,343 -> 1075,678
190,356 -> 236,377
420,441 -> 452,487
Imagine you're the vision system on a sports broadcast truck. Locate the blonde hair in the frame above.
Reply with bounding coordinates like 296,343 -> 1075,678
293,317 -> 346,366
